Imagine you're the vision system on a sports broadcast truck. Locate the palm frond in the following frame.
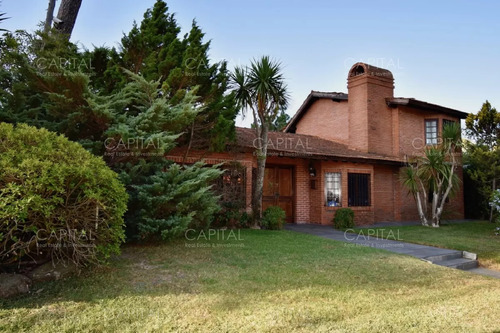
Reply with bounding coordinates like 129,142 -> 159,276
230,55 -> 289,125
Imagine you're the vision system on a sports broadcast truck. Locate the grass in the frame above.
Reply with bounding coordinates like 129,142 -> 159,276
353,221 -> 500,270
1,230 -> 499,332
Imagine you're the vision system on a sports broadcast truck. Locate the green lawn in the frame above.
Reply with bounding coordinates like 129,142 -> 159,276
354,221 -> 500,270
1,230 -> 499,332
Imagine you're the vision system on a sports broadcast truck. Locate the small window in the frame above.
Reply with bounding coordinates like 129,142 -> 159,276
325,172 -> 341,207
442,119 -> 455,130
214,165 -> 246,208
425,119 -> 438,145
348,173 -> 370,207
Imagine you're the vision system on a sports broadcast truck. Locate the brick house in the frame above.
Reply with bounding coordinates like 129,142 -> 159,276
168,62 -> 468,225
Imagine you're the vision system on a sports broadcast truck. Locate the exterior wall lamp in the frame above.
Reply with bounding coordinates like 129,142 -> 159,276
309,163 -> 316,177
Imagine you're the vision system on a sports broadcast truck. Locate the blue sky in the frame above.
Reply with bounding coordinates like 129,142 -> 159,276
2,0 -> 499,127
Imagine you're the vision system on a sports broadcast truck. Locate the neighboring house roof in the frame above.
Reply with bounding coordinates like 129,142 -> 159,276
284,91 -> 347,133
386,98 -> 469,119
235,127 -> 402,165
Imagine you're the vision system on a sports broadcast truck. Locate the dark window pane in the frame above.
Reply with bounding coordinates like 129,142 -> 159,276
348,173 -> 370,207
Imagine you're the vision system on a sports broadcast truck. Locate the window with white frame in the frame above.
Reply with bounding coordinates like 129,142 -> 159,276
425,119 -> 438,145
325,172 -> 341,207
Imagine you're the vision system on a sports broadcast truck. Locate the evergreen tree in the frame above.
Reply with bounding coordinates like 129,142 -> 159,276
465,101 -> 500,222
93,71 -> 222,239
95,0 -> 237,152
0,1 -> 232,241
0,30 -> 111,152
54,0 -> 83,38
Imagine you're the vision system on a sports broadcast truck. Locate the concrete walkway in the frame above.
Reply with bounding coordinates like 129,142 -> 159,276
285,223 -> 500,279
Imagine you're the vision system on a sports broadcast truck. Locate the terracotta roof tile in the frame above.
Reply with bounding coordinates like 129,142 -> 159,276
234,127 -> 403,164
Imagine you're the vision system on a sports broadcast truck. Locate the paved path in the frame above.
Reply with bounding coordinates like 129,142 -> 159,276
285,223 -> 500,279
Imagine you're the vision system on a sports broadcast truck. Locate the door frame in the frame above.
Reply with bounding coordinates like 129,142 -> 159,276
262,164 -> 295,223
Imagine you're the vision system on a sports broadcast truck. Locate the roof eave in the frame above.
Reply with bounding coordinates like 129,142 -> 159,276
386,98 -> 469,119
284,91 -> 348,132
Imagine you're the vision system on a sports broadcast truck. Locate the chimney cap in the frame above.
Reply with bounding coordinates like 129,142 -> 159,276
348,62 -> 393,80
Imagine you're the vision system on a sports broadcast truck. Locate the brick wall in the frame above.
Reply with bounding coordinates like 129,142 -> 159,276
348,73 -> 394,156
295,99 -> 349,144
319,161 -> 375,225
373,165 -> 397,222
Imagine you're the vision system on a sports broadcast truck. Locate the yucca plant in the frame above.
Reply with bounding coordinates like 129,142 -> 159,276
0,1 -> 8,32
401,122 -> 462,227
230,56 -> 289,226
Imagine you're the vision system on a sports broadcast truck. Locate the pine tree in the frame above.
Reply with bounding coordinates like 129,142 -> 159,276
94,1 -> 237,152
54,0 -> 82,38
93,71 -> 222,240
0,30 -> 111,152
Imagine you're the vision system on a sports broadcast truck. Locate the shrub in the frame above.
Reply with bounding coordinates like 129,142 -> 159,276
238,211 -> 252,228
0,123 -> 128,270
261,206 -> 286,230
133,162 -> 222,240
489,189 -> 500,236
333,208 -> 355,229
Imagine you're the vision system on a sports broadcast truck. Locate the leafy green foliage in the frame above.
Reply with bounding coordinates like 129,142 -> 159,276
0,30 -> 109,151
97,0 -> 237,151
0,123 -> 128,269
0,1 -> 8,32
333,208 -> 355,229
231,56 -> 290,224
0,1 -> 236,243
464,101 -> 500,222
261,206 -> 286,230
95,72 -> 222,241
401,122 -> 462,227
465,100 -> 500,149
134,162 -> 222,240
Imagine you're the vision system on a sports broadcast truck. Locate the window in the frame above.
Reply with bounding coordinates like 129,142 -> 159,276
325,172 -> 341,207
214,165 -> 246,208
443,119 -> 455,130
348,173 -> 370,207
425,119 -> 438,145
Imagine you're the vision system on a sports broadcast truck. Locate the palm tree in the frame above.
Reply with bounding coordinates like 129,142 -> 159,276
401,122 -> 462,227
231,56 -> 289,226
0,1 -> 9,32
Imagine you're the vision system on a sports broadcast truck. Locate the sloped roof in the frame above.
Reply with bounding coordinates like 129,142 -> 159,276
386,98 -> 469,119
235,127 -> 402,165
284,91 -> 347,133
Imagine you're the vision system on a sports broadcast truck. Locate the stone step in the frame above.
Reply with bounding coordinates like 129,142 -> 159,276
422,251 -> 463,263
433,258 -> 479,270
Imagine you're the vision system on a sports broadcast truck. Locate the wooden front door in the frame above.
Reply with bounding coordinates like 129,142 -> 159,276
262,166 -> 294,223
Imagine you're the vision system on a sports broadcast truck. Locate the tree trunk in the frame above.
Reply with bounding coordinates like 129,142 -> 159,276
415,192 -> 429,226
44,0 -> 57,33
55,0 -> 82,38
252,123 -> 269,228
431,190 -> 440,227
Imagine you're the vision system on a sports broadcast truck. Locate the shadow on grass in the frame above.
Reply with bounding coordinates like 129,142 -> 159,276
0,230 -> 485,311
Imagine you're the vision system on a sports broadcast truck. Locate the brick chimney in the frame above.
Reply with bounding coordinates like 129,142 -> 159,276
347,63 -> 395,155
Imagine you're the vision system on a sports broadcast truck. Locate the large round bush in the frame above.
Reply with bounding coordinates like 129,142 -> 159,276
0,123 -> 128,270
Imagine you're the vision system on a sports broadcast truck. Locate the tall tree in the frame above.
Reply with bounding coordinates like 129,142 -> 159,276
44,0 -> 57,33
0,30 -> 107,151
97,1 -> 237,152
231,56 -> 289,226
402,122 -> 462,227
55,0 -> 82,38
465,100 -> 500,222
